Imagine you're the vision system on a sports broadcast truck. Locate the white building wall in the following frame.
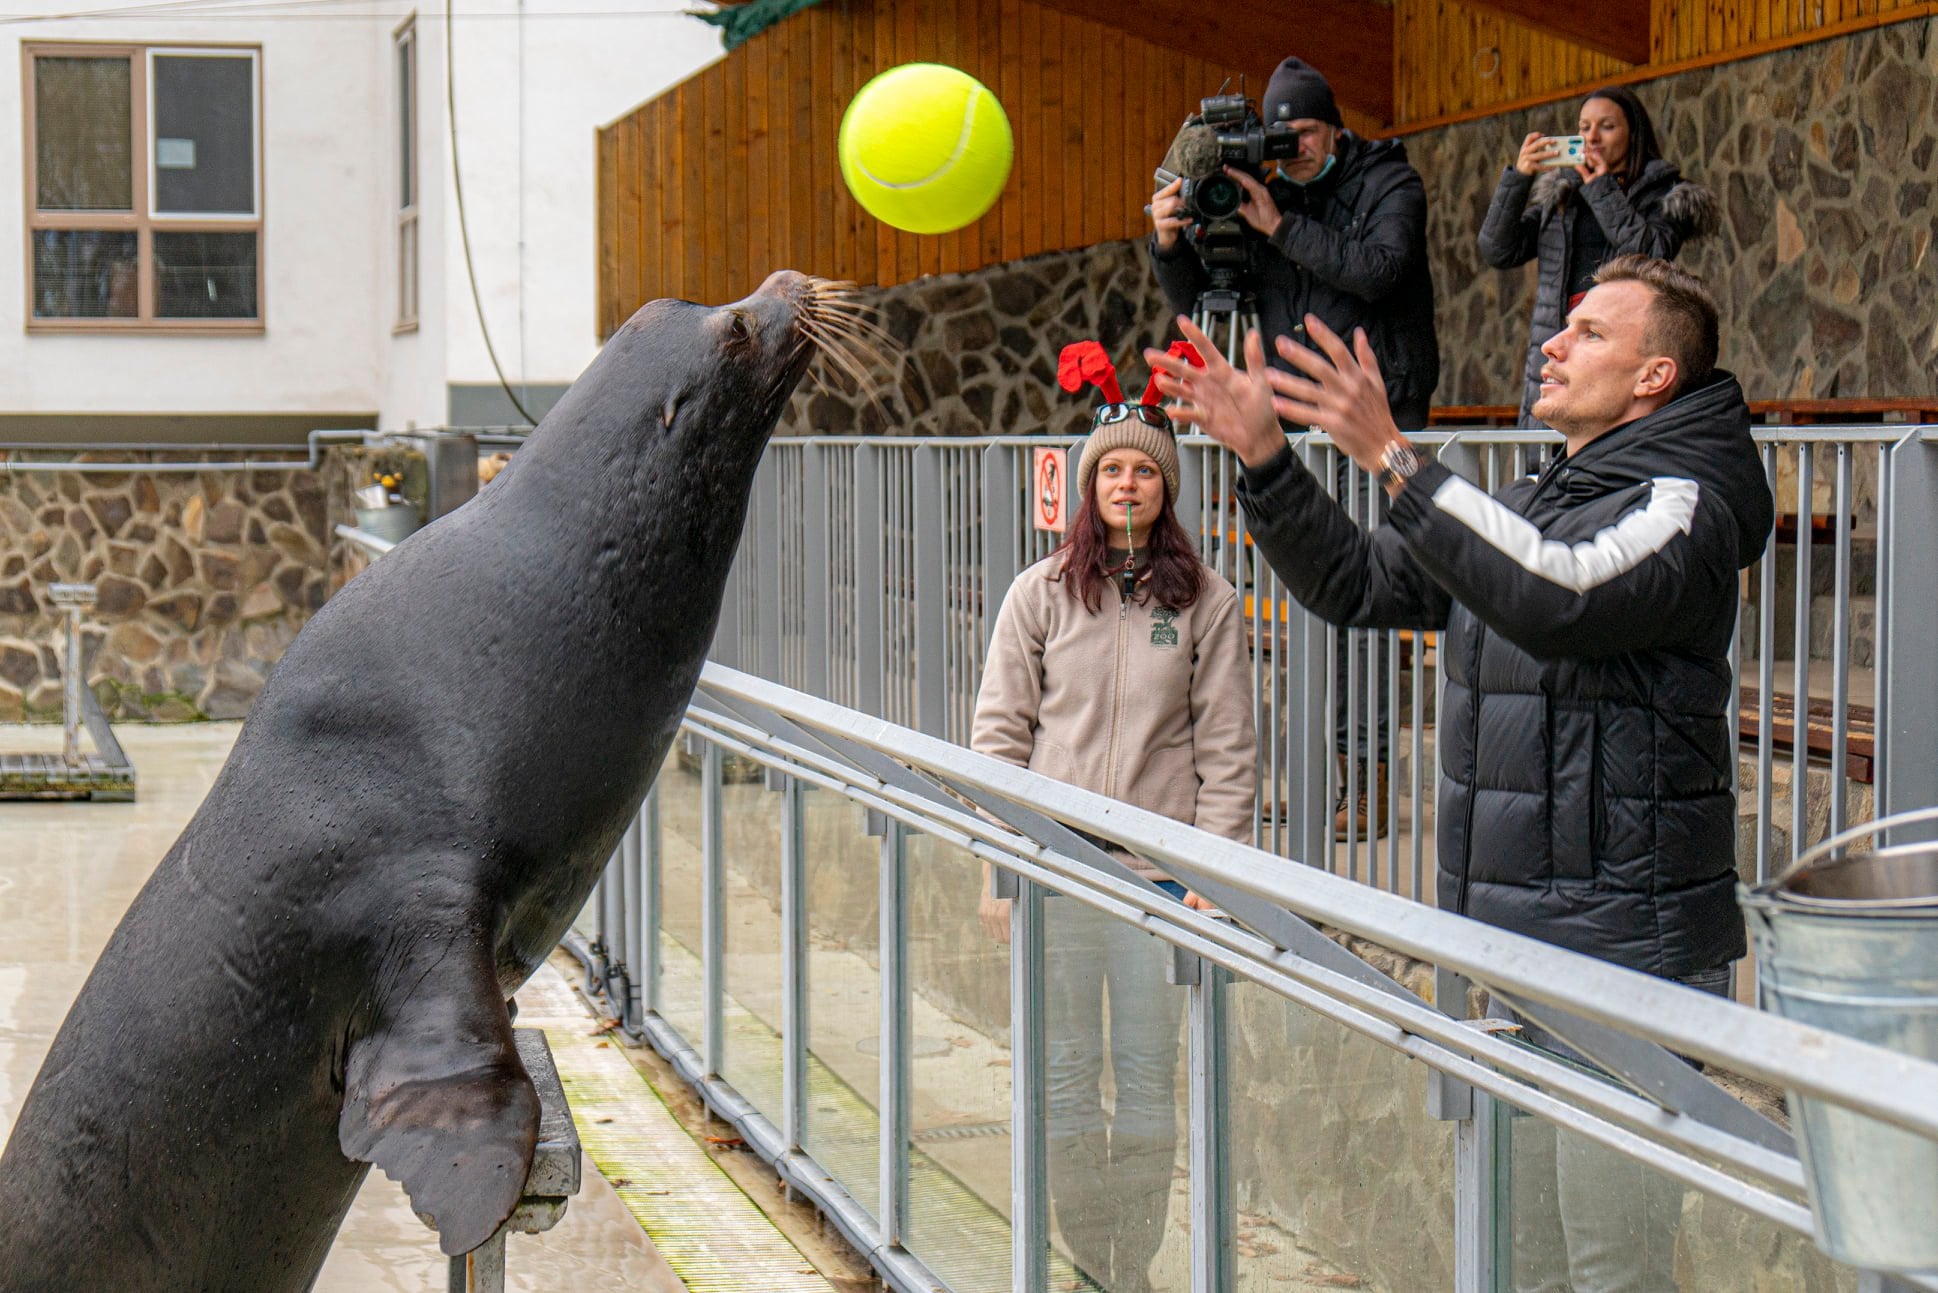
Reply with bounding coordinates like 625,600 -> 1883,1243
0,10 -> 389,420
432,0 -> 724,416
1,1 -> 724,434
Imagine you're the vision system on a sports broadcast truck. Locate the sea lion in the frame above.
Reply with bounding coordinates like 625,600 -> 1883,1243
0,271 -> 872,1290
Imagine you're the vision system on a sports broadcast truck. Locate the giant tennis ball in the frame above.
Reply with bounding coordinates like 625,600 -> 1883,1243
838,63 -> 1013,235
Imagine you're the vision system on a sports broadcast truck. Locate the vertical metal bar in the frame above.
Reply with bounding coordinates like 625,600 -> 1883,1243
61,604 -> 82,763
449,1230 -> 507,1293
1829,445 -> 1853,838
1880,431 -> 1938,832
856,444 -> 885,718
1452,1091 -> 1501,1293
802,445 -> 831,700
1386,627 -> 1400,892
1411,631 -> 1425,902
1187,961 -> 1232,1293
700,741 -> 725,1077
643,785 -> 662,1014
1791,442 -> 1814,858
878,823 -> 909,1247
983,443 -> 1018,647
780,776 -> 806,1152
751,454 -> 783,683
1010,876 -> 1048,1293
620,815 -> 644,1032
1757,443 -> 1778,882
1872,442 -> 1892,818
913,445 -> 947,737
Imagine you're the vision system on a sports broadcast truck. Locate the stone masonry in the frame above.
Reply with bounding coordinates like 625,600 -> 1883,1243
0,446 -> 422,722
777,18 -> 1935,440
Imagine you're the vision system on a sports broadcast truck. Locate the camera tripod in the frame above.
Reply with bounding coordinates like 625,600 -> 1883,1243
1188,286 -> 1261,367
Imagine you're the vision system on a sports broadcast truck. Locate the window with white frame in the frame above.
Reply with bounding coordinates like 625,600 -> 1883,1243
24,43 -> 262,329
395,17 -> 418,329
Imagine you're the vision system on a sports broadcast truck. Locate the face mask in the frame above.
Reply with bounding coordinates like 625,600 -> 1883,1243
1288,151 -> 1337,187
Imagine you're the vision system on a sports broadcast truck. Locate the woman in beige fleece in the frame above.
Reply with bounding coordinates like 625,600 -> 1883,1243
971,398 -> 1256,1293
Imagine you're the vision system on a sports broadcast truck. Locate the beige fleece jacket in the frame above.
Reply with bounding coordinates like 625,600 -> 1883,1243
970,553 -> 1258,880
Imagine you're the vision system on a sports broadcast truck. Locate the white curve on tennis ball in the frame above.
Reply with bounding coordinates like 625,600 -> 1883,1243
854,87 -> 988,191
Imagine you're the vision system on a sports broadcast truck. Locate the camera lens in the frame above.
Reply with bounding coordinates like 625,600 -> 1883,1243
1194,174 -> 1242,220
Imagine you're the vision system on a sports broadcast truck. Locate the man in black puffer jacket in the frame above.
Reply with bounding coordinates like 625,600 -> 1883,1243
1147,255 -> 1772,986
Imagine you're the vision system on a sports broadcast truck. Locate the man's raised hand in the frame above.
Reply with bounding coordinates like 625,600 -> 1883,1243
1145,316 -> 1287,468
1265,313 -> 1403,473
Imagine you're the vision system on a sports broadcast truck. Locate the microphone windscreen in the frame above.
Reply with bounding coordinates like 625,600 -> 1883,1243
1162,121 -> 1222,181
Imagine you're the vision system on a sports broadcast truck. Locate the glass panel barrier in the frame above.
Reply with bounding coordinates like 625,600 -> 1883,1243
1227,977 -> 1455,1292
654,743 -> 707,1045
801,783 -> 882,1218
903,832 -> 1012,1293
1043,891 -> 1190,1293
719,768 -> 785,1119
1500,1081 -> 1860,1292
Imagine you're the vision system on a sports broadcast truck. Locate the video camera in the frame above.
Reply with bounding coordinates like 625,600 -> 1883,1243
1155,91 -> 1301,291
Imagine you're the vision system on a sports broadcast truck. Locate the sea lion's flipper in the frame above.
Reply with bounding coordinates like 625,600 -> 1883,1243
338,951 -> 539,1257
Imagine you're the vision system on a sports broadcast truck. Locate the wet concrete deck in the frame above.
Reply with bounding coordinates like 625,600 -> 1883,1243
0,721 -> 686,1292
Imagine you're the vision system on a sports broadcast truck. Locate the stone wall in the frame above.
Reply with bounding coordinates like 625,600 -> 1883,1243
777,18 -> 1935,436
1413,16 -> 1937,407
778,238 -> 1179,438
0,446 -> 422,722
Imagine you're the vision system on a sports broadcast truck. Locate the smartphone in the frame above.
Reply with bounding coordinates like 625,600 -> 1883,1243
1538,135 -> 1587,168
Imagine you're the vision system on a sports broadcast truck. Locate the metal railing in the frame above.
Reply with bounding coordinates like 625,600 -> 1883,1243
571,663 -> 1938,1293
712,427 -> 1938,898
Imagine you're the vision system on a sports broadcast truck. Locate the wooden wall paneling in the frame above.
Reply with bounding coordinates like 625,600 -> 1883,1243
811,4 -> 836,282
1038,8 -> 1063,258
894,0 -> 922,284
745,34 -> 770,300
983,0 -> 1010,268
790,21 -> 815,283
996,0 -> 1021,263
722,55 -> 749,300
832,1 -> 858,286
704,70 -> 727,304
938,0 -> 965,274
679,80 -> 704,305
617,118 -> 641,320
850,0 -> 878,291
1017,0 -> 1043,266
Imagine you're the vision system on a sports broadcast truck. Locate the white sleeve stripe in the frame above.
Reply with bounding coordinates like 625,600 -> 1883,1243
1428,474 -> 1700,594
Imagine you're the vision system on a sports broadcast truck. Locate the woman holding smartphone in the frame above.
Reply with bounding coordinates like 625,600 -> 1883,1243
972,348 -> 1256,1292
1478,86 -> 1717,425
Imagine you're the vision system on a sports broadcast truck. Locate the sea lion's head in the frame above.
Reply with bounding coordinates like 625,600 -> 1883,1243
608,270 -> 886,475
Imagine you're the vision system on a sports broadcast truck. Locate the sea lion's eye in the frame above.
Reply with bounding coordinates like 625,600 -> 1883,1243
724,311 -> 751,344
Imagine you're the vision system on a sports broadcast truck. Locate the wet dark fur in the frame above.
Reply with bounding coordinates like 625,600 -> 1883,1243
0,272 -> 843,1291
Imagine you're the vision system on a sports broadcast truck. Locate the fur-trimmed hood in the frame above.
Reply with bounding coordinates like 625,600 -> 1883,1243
1530,159 -> 1719,240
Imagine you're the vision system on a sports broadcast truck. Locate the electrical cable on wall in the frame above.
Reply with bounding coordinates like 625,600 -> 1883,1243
447,0 -> 536,427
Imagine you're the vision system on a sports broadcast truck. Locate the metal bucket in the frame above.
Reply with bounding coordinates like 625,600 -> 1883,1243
1741,806 -> 1938,1273
353,504 -> 420,544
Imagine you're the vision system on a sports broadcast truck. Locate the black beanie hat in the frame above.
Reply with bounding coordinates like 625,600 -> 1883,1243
1264,57 -> 1342,127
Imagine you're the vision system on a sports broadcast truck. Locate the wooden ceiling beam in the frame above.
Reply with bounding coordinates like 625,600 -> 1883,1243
1458,0 -> 1651,65
1034,0 -> 1395,125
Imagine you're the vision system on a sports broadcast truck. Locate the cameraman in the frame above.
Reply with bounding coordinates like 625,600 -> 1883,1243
1147,56 -> 1439,837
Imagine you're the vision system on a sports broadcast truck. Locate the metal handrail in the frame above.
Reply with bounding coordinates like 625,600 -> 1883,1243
576,665 -> 1938,1293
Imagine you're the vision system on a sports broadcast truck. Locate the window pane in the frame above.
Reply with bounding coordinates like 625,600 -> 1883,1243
33,230 -> 139,318
34,56 -> 133,211
397,32 -> 415,210
152,54 -> 255,216
399,215 -> 418,322
154,231 -> 258,318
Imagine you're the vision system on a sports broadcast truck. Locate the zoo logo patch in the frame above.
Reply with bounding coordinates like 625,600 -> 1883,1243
1150,606 -> 1180,648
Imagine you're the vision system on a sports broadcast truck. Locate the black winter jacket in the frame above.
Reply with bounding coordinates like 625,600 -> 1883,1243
1478,161 -> 1719,425
1235,374 -> 1773,977
1150,134 -> 1440,428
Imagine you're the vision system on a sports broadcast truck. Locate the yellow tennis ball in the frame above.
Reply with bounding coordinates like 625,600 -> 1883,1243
838,63 -> 1013,235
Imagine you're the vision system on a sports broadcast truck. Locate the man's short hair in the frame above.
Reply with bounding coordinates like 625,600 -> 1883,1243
1593,255 -> 1720,399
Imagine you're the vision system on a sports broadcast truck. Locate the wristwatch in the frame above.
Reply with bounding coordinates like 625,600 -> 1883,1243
1376,440 -> 1424,491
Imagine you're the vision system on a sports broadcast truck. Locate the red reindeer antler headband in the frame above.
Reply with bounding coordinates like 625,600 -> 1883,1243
1056,340 -> 1203,408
